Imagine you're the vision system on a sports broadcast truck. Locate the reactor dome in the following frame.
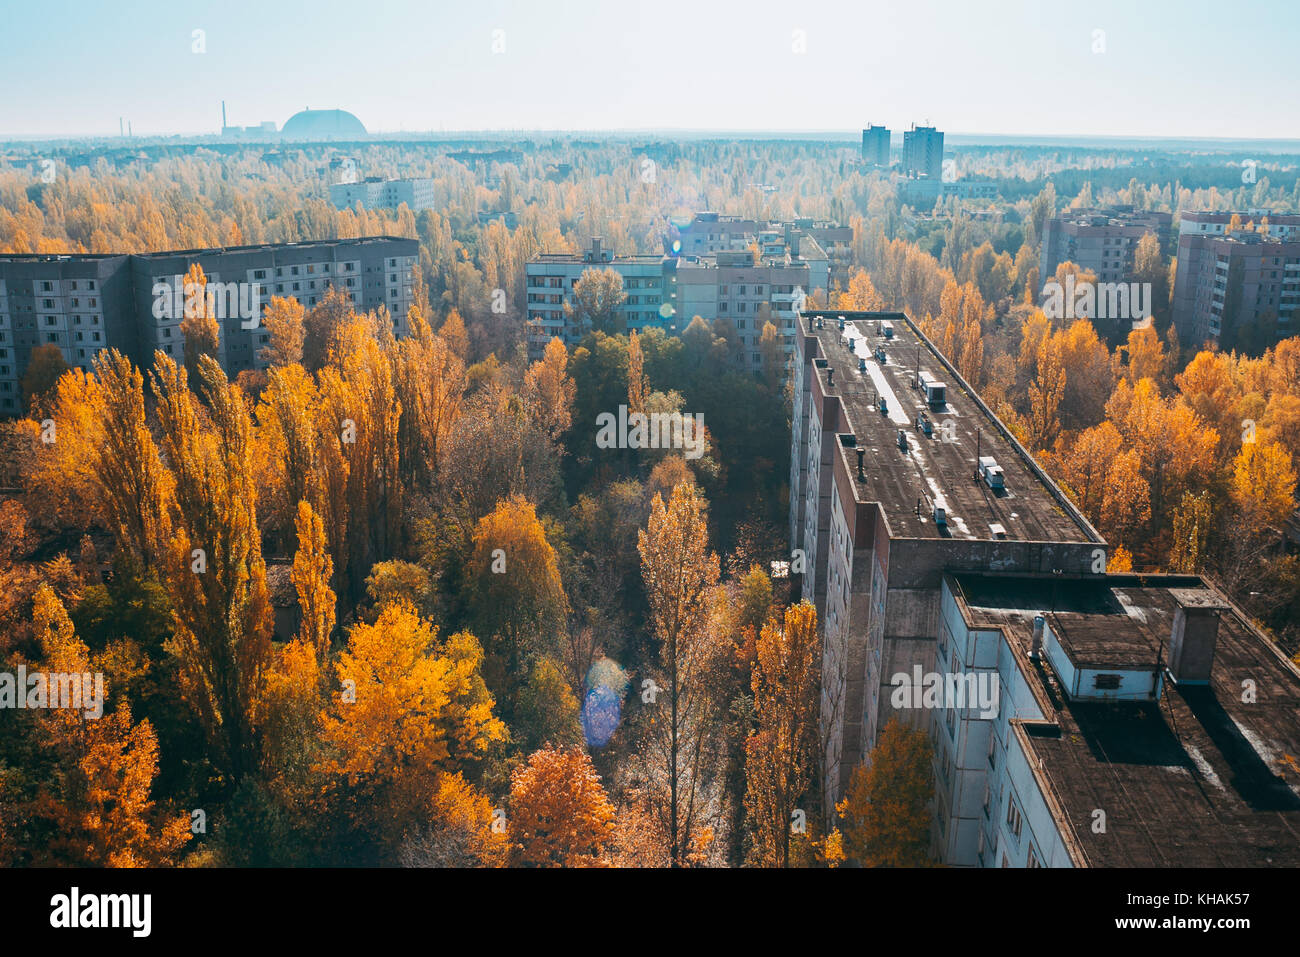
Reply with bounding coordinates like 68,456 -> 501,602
280,109 -> 367,139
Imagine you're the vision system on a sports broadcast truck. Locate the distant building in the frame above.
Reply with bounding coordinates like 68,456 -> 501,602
329,177 -> 438,212
862,125 -> 890,166
1178,210 -> 1300,242
675,212 -> 852,288
525,238 -> 670,358
899,178 -> 998,206
1171,220 -> 1300,349
902,124 -> 944,180
280,109 -> 367,140
0,237 -> 417,415
1040,206 -> 1172,284
524,236 -> 808,370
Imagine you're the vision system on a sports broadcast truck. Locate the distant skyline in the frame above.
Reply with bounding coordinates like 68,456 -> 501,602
2,0 -> 1297,140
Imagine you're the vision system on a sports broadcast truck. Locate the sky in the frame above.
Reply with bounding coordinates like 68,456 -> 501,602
1,0 -> 1296,140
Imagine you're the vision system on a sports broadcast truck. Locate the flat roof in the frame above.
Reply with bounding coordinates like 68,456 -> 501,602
802,310 -> 1098,544
951,572 -> 1300,867
0,236 -> 415,264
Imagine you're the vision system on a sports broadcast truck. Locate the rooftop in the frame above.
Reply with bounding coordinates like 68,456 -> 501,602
802,309 -> 1099,544
0,236 -> 415,265
951,571 -> 1300,867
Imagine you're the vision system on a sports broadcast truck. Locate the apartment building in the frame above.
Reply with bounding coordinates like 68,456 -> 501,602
933,571 -> 1300,867
861,125 -> 890,167
1039,206 -> 1172,284
791,308 -> 1300,867
788,310 -> 1104,808
675,212 -> 850,289
525,238 -> 671,357
902,125 -> 944,180
0,255 -> 133,415
1180,210 -> 1300,242
328,177 -> 438,212
1171,224 -> 1300,349
0,237 -> 418,414
525,236 -> 813,368
675,252 -> 808,372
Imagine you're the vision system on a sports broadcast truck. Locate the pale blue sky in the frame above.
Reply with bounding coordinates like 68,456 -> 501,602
1,0 -> 1296,139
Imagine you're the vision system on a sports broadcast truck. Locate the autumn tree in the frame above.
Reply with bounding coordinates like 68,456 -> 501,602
466,495 -> 569,696
638,482 -> 724,865
837,720 -> 933,867
315,601 -> 506,854
566,267 -> 627,336
509,747 -> 616,867
19,343 -> 69,411
21,586 -> 191,866
291,500 -> 335,659
179,262 -> 220,382
745,601 -> 820,867
1231,440 -> 1297,531
523,336 -> 577,440
152,352 -> 272,782
260,295 -> 306,367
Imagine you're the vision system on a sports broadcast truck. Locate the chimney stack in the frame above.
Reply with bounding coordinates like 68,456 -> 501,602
856,447 -> 865,480
826,367 -> 834,388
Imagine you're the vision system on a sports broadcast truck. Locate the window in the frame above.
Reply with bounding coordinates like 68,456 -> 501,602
1028,849 -> 1042,868
1006,800 -> 1023,838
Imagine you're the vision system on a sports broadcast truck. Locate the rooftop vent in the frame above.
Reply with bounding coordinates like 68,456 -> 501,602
1030,615 -> 1045,660
989,523 -> 1007,540
856,447 -> 866,480
1165,589 -> 1227,685
979,456 -> 1005,490
933,503 -> 947,526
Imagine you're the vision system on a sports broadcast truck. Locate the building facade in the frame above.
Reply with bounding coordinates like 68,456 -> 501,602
1171,223 -> 1300,349
789,309 -> 1104,808
861,125 -> 890,167
1039,206 -> 1172,285
902,125 -> 944,180
525,235 -> 815,369
328,177 -> 438,212
0,237 -> 417,414
790,307 -> 1300,867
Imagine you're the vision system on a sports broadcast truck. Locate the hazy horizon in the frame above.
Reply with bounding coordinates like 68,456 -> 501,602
3,0 -> 1296,141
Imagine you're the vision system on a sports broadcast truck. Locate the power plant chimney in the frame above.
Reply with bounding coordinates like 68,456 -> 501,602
222,100 -> 227,130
